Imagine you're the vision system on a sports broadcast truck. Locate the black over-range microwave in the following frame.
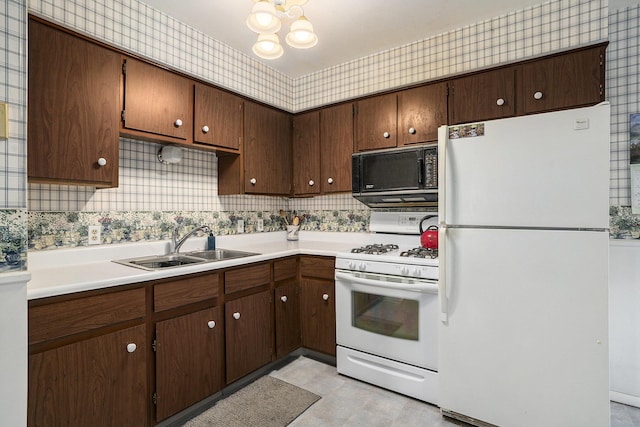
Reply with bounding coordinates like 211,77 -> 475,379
352,145 -> 438,208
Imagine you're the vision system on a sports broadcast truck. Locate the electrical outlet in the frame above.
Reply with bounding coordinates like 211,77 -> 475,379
88,225 -> 101,245
237,219 -> 245,234
256,219 -> 264,232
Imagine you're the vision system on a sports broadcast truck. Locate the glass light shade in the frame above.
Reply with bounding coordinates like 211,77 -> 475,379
246,1 -> 281,34
252,34 -> 284,59
285,16 -> 318,49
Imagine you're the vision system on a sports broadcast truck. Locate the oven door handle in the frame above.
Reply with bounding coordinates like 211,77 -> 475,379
335,271 -> 438,294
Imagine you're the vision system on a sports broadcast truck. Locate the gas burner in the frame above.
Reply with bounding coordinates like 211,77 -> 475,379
351,243 -> 400,255
400,247 -> 438,259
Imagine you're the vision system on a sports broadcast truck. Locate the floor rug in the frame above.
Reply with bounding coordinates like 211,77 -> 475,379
183,376 -> 320,427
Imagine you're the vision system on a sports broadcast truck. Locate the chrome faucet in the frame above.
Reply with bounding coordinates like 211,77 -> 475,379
171,225 -> 210,254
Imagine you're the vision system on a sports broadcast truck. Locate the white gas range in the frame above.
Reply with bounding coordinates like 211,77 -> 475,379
334,212 -> 440,405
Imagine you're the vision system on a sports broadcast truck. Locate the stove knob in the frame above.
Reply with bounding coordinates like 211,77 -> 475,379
401,266 -> 409,276
358,263 -> 367,271
348,261 -> 356,270
413,268 -> 422,277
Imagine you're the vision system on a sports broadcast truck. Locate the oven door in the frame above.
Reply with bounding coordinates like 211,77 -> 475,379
335,269 -> 438,370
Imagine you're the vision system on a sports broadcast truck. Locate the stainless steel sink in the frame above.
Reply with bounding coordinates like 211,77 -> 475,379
185,248 -> 259,261
114,248 -> 259,271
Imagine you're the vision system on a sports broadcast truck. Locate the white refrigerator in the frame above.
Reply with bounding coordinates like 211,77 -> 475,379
437,103 -> 611,427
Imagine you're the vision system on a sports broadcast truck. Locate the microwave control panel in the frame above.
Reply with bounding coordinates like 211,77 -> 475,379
424,148 -> 438,188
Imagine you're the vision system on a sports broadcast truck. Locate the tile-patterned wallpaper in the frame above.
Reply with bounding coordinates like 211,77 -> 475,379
4,0 -> 636,257
0,0 -> 27,271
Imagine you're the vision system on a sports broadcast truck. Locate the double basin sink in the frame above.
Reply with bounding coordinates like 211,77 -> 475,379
114,248 -> 259,271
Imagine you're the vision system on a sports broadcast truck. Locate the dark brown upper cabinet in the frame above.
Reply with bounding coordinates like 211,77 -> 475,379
28,19 -> 121,188
193,83 -> 243,152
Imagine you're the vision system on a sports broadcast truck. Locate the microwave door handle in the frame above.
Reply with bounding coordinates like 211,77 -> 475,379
418,157 -> 424,185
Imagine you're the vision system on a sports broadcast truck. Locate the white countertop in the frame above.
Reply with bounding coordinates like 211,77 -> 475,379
27,231 -> 368,300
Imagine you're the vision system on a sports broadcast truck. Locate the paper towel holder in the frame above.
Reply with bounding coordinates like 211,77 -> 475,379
157,145 -> 183,165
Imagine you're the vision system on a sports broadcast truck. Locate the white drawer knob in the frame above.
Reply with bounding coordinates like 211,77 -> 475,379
533,91 -> 543,100
327,177 -> 334,184
207,320 -> 216,329
202,125 -> 210,134
322,293 -> 329,301
308,180 -> 315,186
496,98 -> 505,106
97,157 -> 107,167
250,178 -> 257,185
126,343 -> 137,353
281,295 -> 288,303
408,127 -> 416,134
233,312 -> 241,320
174,118 -> 183,127
383,132 -> 390,138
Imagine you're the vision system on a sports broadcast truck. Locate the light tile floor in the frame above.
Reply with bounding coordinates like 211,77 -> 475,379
269,356 -> 640,427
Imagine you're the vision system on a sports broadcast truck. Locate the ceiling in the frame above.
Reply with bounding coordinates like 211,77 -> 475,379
140,0 -> 636,78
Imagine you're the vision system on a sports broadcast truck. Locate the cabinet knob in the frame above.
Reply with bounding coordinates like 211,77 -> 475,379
308,180 -> 315,186
322,293 -> 329,301
126,343 -> 137,353
202,125 -> 210,134
97,157 -> 107,167
174,118 -> 183,127
327,177 -> 334,184
383,132 -> 390,139
250,178 -> 257,185
233,312 -> 241,320
408,127 -> 416,134
207,320 -> 216,329
496,98 -> 505,106
280,295 -> 288,303
533,91 -> 543,100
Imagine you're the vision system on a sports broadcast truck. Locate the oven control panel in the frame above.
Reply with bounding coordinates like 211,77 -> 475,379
335,258 -> 438,281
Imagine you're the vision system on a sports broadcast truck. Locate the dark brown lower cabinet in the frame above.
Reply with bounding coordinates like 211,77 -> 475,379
28,324 -> 147,427
225,290 -> 273,383
300,277 -> 336,356
155,306 -> 224,422
275,282 -> 301,358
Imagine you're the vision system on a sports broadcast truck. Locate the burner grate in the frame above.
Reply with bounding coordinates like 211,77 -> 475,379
351,243 -> 399,255
400,247 -> 438,259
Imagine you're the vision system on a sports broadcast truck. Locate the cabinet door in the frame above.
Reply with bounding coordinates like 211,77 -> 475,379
448,67 -> 516,125
225,290 -> 273,383
320,103 -> 354,193
122,57 -> 192,140
155,306 -> 224,421
354,93 -> 397,151
300,278 -> 336,356
28,19 -> 120,188
521,46 -> 605,114
398,83 -> 448,145
244,102 -> 292,195
194,83 -> 243,151
292,111 -> 321,196
28,325 -> 147,427
275,283 -> 301,358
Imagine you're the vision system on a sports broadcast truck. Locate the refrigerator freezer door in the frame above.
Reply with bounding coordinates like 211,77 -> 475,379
441,103 -> 610,229
438,227 -> 609,427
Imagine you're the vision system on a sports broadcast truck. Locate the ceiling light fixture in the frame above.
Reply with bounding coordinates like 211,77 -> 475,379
246,0 -> 317,60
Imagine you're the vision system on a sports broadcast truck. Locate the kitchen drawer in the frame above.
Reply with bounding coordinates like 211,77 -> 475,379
224,263 -> 271,294
29,287 -> 145,345
154,273 -> 219,312
300,256 -> 335,280
274,257 -> 297,282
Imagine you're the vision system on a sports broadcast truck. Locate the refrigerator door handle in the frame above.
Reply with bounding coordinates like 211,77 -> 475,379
438,125 -> 449,322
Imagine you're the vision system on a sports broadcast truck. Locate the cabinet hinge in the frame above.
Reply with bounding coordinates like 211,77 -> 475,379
121,110 -> 126,122
152,392 -> 157,405
152,339 -> 157,352
122,60 -> 127,75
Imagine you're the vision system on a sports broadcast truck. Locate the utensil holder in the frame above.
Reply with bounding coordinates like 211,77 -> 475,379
286,225 -> 300,241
